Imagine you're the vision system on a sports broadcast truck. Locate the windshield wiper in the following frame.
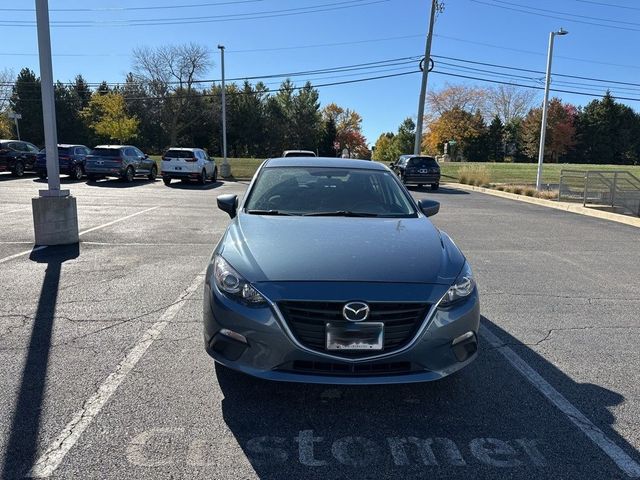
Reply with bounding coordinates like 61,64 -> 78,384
303,210 -> 379,217
246,209 -> 295,216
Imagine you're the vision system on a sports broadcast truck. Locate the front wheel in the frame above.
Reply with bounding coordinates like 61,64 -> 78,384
71,164 -> 83,181
148,165 -> 157,181
162,177 -> 171,186
431,183 -> 439,191
199,169 -> 207,185
38,171 -> 47,180
12,161 -> 25,177
212,167 -> 218,183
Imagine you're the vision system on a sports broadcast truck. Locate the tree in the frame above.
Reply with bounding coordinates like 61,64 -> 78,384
10,68 -> 44,145
291,82 -> 321,151
372,132 -> 400,163
0,68 -> 13,138
427,84 -> 487,117
486,85 -> 537,124
322,103 -> 369,158
574,92 -> 640,165
82,92 -> 139,143
132,43 -> 211,146
521,98 -> 577,162
424,107 -> 487,159
394,117 -> 415,154
318,117 -> 337,157
487,115 -> 504,161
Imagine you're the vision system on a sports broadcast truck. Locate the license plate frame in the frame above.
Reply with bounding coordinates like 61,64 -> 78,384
326,322 -> 384,351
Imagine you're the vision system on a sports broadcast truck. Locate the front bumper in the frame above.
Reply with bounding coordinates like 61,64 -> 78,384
203,279 -> 480,384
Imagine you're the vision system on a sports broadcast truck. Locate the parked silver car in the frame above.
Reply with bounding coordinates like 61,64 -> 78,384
85,145 -> 157,183
204,157 -> 480,384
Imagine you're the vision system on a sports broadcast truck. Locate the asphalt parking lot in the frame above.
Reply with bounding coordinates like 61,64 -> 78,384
0,172 -> 639,479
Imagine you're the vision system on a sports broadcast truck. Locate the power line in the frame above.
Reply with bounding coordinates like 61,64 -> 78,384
0,0 -> 388,27
0,0 -> 264,12
575,0 -> 640,11
470,0 -> 640,32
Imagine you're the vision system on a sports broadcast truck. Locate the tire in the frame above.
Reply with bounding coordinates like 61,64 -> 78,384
123,166 -> 134,183
212,167 -> 218,183
162,177 -> 171,186
199,169 -> 207,185
418,184 -> 424,188
431,183 -> 439,191
71,164 -> 83,181
148,165 -> 157,181
38,172 -> 47,180
87,174 -> 97,182
11,161 -> 24,178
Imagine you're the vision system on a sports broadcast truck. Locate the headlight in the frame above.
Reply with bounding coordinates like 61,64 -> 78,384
213,255 -> 266,306
439,261 -> 476,307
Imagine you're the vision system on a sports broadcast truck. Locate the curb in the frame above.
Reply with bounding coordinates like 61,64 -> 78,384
445,182 -> 640,229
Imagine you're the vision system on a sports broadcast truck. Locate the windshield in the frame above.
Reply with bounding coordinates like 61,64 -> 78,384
245,166 -> 416,217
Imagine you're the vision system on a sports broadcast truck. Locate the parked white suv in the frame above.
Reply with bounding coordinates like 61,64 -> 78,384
161,147 -> 217,185
282,150 -> 316,158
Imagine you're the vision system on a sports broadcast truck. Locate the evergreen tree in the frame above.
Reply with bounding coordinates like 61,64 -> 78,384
10,68 -> 43,145
487,115 -> 504,161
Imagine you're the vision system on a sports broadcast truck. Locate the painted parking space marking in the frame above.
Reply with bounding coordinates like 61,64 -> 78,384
479,324 -> 640,478
28,269 -> 205,478
0,206 -> 161,265
125,428 -> 548,469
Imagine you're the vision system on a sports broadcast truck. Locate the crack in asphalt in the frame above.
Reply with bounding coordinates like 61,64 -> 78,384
482,291 -> 640,303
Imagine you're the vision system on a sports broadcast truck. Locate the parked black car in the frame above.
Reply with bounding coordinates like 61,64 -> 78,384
0,139 -> 40,177
35,144 -> 92,181
391,155 -> 441,190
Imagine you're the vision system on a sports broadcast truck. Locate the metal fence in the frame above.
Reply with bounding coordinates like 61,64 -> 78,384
559,169 -> 640,216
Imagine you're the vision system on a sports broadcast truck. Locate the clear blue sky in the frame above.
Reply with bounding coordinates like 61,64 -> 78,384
2,0 -> 640,144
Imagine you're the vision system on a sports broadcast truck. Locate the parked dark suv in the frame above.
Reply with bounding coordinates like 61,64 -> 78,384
36,144 -> 91,181
85,145 -> 157,183
392,155 -> 441,190
0,140 -> 40,177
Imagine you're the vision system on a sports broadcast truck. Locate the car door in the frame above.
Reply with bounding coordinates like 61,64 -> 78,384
203,151 -> 215,177
124,147 -> 141,173
136,147 -> 152,172
23,142 -> 40,168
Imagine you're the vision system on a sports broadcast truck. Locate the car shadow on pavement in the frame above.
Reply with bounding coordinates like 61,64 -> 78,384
163,181 -> 223,190
406,185 -> 469,195
33,177 -> 84,184
1,244 -> 79,480
85,178 -> 158,188
0,173 -> 37,182
215,316 -> 638,479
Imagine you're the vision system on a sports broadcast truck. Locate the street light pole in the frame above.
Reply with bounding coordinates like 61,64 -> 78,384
217,44 -> 230,178
536,28 -> 568,191
414,0 -> 440,155
32,0 -> 78,245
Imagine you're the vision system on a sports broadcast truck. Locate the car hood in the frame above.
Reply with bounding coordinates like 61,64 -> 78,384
219,213 -> 465,285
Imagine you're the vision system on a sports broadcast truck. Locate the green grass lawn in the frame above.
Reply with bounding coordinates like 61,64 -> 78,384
153,155 -> 640,184
437,162 -> 640,185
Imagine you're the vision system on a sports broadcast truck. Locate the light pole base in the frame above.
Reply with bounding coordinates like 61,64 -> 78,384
219,162 -> 232,179
32,195 -> 79,246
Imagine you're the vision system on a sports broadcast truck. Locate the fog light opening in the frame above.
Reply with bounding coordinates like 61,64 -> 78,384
219,328 -> 248,344
451,331 -> 477,362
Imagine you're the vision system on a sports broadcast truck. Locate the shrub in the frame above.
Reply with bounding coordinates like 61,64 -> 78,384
536,190 -> 558,200
523,187 -> 536,197
458,165 -> 490,186
510,185 -> 523,195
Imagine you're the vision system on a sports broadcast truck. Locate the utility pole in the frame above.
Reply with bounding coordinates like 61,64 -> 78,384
217,44 -> 230,178
414,0 -> 442,155
32,0 -> 78,245
536,28 -> 568,190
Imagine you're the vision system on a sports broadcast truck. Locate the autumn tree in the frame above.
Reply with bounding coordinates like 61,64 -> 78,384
424,107 -> 487,160
322,103 -> 369,158
0,68 -> 13,138
372,132 -> 400,163
427,84 -> 487,117
521,98 -> 577,162
82,92 -> 139,143
486,85 -> 537,124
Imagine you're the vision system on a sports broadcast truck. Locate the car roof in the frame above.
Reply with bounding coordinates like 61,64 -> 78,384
283,149 -> 315,153
264,157 -> 386,170
165,147 -> 201,151
58,144 -> 86,148
93,145 -> 131,149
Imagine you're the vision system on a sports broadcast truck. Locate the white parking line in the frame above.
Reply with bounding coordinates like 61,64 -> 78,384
0,206 -> 160,265
78,206 -> 159,235
480,325 -> 640,478
28,269 -> 206,478
0,246 -> 47,265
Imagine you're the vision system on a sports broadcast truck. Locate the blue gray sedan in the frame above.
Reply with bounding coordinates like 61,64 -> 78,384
204,157 -> 479,384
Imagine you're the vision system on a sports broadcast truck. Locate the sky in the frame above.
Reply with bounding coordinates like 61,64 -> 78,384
1,0 -> 640,145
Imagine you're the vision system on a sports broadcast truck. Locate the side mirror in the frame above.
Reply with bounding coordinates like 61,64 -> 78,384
418,199 -> 440,217
217,194 -> 238,219
144,154 -> 149,159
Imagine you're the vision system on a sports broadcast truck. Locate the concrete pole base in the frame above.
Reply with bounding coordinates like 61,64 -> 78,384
32,195 -> 79,246
219,162 -> 232,178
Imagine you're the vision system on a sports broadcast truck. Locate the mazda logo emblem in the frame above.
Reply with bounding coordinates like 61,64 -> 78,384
343,302 -> 370,322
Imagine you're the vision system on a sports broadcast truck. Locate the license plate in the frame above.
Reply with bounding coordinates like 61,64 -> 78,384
326,322 -> 384,351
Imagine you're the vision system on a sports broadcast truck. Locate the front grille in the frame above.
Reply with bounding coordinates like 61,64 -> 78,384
277,301 -> 430,358
283,360 -> 414,376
